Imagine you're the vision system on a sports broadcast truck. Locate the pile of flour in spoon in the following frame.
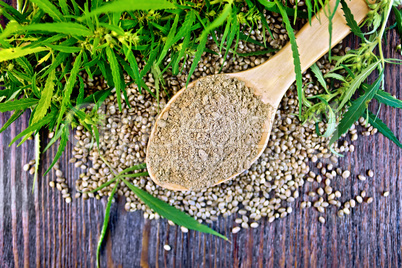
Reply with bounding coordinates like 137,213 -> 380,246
147,74 -> 272,190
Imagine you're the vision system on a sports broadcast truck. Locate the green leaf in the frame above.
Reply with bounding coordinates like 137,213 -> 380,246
0,1 -> 24,23
123,47 -> 143,94
201,4 -> 232,39
392,6 -> 402,42
56,52 -> 82,132
122,178 -> 228,241
9,110 -> 56,146
374,89 -> 402,109
120,163 -> 147,174
257,0 -> 308,18
219,18 -> 231,54
305,0 -> 313,24
83,88 -> 112,106
187,35 -> 208,84
336,60 -> 380,112
330,72 -> 383,146
15,57 -> 34,76
326,0 -> 341,60
32,69 -> 56,124
368,110 -> 402,149
0,20 -> 23,39
77,76 -> 85,105
256,0 -> 275,9
255,3 -> 273,40
22,22 -> 92,36
156,14 -> 180,66
118,172 -> 149,179
105,47 -> 122,111
46,45 -> 82,53
0,110 -> 24,133
0,46 -> 49,62
340,0 -> 365,40
315,97 -> 336,138
81,0 -> 176,19
96,180 -> 119,268
188,3 -> 232,84
98,22 -> 125,36
40,53 -> 69,78
31,0 -> 65,22
70,0 -> 80,15
274,0 -> 303,118
172,11 -> 195,75
44,126 -> 69,175
0,98 -> 38,112
86,176 -> 119,193
310,63 -> 329,94
140,45 -> 160,77
59,0 -> 70,15
219,12 -> 238,73
324,72 -> 347,82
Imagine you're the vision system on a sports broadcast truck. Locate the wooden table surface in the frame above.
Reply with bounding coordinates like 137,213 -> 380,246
2,6 -> 402,268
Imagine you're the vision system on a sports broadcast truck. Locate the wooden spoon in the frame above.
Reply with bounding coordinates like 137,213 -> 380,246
146,0 -> 369,191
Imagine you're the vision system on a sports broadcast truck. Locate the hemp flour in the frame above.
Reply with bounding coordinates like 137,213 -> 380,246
147,75 -> 272,190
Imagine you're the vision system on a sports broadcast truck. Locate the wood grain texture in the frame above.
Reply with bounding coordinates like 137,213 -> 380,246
1,5 -> 402,268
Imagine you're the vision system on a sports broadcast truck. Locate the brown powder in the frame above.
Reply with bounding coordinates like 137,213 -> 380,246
147,74 -> 272,190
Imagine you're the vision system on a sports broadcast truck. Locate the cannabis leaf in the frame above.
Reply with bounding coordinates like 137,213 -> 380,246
274,0 -> 303,118
122,178 -> 228,240
368,111 -> 402,149
340,0 -> 365,40
336,60 -> 381,112
31,69 -> 56,124
81,0 -> 176,19
330,71 -> 383,146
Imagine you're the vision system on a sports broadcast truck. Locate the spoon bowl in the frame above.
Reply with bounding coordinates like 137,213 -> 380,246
146,0 -> 369,191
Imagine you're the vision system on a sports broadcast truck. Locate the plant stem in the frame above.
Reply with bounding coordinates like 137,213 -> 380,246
377,0 -> 394,68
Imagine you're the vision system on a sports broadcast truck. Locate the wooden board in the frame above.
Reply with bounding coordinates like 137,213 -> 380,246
1,6 -> 402,268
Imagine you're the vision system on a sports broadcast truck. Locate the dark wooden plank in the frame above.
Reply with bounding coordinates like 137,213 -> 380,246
1,9 -> 402,268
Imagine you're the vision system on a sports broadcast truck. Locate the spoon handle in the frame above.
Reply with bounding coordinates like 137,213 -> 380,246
233,0 -> 369,107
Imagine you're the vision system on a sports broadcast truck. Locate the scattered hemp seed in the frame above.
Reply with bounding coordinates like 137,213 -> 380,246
180,226 -> 189,233
317,188 -> 324,196
366,197 -> 374,204
232,226 -> 241,234
164,245 -> 171,251
250,222 -> 259,228
356,196 -> 363,203
23,164 -> 30,171
55,170 -> 63,177
342,170 -> 351,179
49,181 -> 55,188
358,175 -> 366,181
367,169 -> 374,177
383,191 -> 390,197
318,216 -> 325,224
